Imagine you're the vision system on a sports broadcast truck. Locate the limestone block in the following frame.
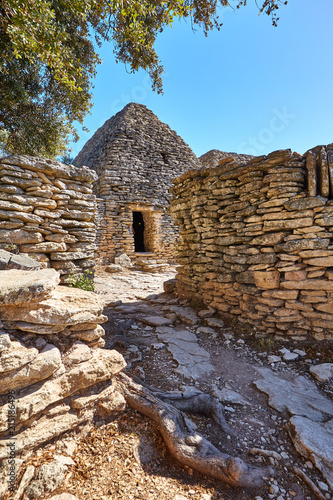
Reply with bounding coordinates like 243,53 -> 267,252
0,199 -> 33,212
114,253 -> 132,267
253,270 -> 280,289
65,342 -> 92,364
50,251 -> 94,261
25,460 -> 68,498
0,249 -> 41,271
0,332 -> 11,351
281,280 -> 333,290
284,196 -> 326,211
73,325 -> 105,342
34,209 -> 62,218
288,416 -> 333,489
0,209 -> 43,224
0,286 -> 104,325
0,344 -> 62,395
0,268 -> 59,305
303,256 -> 333,267
20,242 -> 67,253
0,349 -> 126,429
106,264 -> 123,273
0,229 -> 43,244
0,341 -> 38,374
309,363 -> 333,382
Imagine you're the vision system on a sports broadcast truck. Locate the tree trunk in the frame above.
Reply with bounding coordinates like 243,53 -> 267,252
115,373 -> 274,488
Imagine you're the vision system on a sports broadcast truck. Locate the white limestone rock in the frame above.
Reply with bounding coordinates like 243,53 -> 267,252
0,268 -> 59,305
0,349 -> 126,430
25,460 -> 68,498
0,343 -> 62,395
0,285 -> 105,326
288,416 -> 333,489
0,340 -> 38,374
309,363 -> 333,382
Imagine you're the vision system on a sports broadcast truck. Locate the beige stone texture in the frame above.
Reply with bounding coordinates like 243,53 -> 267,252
0,268 -> 60,305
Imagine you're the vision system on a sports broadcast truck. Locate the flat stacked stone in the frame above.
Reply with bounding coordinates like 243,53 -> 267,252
0,268 -> 126,499
170,145 -> 333,341
0,155 -> 97,283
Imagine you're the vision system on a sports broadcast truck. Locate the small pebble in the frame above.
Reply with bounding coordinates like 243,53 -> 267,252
270,484 -> 280,495
318,481 -> 329,492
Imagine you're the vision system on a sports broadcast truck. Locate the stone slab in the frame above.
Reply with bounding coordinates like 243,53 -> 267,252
288,416 -> 333,489
0,268 -> 60,305
254,368 -> 333,422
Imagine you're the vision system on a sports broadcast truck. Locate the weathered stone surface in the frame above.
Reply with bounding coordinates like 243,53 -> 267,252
168,306 -> 199,325
284,197 -> 326,211
65,342 -> 92,364
0,340 -> 38,374
25,460 -> 68,498
0,268 -> 59,305
114,253 -> 132,268
254,368 -> 333,422
309,363 -> 333,382
0,286 -> 105,325
141,316 -> 173,327
0,229 -> 43,244
251,233 -> 287,246
156,326 -> 214,380
20,242 -> 67,253
0,249 -> 41,271
288,416 -> 333,489
275,238 -> 329,253
253,270 -> 280,289
304,256 -> 333,267
106,263 -> 123,273
281,280 -> 333,290
164,278 -> 177,293
0,349 -> 125,429
0,344 -> 62,394
0,332 -> 11,351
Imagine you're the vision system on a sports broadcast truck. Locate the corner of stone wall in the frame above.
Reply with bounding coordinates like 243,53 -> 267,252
0,155 -> 98,283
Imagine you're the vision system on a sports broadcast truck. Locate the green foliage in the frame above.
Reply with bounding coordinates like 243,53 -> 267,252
68,270 -> 95,292
0,0 -> 287,157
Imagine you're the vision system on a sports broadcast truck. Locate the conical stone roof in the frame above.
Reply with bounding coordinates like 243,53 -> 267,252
74,103 -> 199,206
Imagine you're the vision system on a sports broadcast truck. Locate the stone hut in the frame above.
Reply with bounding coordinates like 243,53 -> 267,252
74,103 -> 199,264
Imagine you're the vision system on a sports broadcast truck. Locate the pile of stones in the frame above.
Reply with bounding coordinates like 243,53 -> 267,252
0,258 -> 126,499
170,145 -> 333,341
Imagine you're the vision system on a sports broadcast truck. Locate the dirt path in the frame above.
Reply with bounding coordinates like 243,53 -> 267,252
48,268 -> 333,500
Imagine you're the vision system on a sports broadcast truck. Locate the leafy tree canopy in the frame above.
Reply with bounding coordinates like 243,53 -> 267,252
0,0 -> 287,157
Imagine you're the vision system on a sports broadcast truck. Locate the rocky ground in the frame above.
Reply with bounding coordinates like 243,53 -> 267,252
20,266 -> 333,500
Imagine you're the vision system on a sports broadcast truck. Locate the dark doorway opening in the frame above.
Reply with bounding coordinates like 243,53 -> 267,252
133,211 -> 145,252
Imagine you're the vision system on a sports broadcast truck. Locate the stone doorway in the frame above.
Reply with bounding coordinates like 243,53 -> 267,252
133,211 -> 145,252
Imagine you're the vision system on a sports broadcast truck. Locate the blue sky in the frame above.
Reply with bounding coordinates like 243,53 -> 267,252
70,0 -> 333,159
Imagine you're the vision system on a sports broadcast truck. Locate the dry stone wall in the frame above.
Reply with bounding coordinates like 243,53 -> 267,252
75,103 -> 199,263
170,145 -> 333,341
0,155 -> 97,283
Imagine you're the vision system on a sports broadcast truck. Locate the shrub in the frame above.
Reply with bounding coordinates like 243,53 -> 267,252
68,270 -> 95,292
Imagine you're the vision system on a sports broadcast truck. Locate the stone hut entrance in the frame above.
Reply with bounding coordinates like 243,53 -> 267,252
133,211 -> 145,252
74,103 -> 200,264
